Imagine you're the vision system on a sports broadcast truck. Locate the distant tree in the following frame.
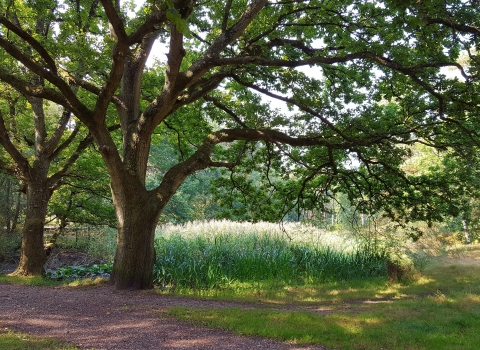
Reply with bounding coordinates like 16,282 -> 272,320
47,144 -> 116,233
0,172 -> 24,235
0,84 -> 95,275
147,136 -> 221,223
0,1 -> 108,275
0,0 -> 477,289
435,146 -> 480,243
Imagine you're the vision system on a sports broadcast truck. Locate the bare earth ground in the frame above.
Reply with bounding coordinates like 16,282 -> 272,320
0,282 -> 331,350
0,253 -> 328,350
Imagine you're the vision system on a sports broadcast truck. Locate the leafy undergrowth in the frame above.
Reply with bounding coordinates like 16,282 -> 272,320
166,246 -> 480,350
0,329 -> 77,350
0,263 -> 112,287
45,262 -> 112,281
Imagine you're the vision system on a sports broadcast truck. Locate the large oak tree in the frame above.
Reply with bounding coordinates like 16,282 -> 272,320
0,84 -> 92,276
0,0 -> 108,276
0,0 -> 477,289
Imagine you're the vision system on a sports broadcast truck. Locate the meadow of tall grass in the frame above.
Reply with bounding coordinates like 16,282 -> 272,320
153,220 -> 389,290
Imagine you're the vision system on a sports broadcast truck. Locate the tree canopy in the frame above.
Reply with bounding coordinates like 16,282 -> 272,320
0,0 -> 478,288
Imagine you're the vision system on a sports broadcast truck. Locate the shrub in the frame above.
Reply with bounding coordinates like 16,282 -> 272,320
45,262 -> 112,280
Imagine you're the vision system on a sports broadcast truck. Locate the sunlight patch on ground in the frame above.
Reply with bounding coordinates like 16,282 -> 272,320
413,276 -> 436,285
25,318 -> 66,328
330,314 -> 380,335
457,294 -> 480,311
464,294 -> 480,304
429,290 -> 451,304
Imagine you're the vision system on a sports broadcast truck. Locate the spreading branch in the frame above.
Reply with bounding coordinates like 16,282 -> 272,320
0,111 -> 30,176
0,16 -> 57,74
203,95 -> 249,128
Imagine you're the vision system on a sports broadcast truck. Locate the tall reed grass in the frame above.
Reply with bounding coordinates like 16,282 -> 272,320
154,220 -> 388,290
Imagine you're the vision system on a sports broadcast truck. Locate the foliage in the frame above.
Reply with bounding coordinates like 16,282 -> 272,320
0,231 -> 20,263
0,173 -> 25,235
48,146 -> 116,228
53,226 -> 117,262
45,263 -> 112,281
154,220 -> 388,290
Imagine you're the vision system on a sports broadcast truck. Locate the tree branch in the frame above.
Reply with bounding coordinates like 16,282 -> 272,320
47,122 -> 80,162
0,111 -> 30,177
127,12 -> 167,46
182,0 -> 269,88
100,0 -> 127,42
0,67 -> 68,107
171,73 -> 228,112
44,109 -> 73,156
422,17 -> 480,36
214,51 -> 461,75
0,35 -> 88,116
203,95 -> 249,128
48,123 -> 120,189
221,0 -> 234,32
66,74 -> 126,110
0,16 -> 57,74
164,20 -> 186,95
48,131 -> 93,190
230,74 -> 352,140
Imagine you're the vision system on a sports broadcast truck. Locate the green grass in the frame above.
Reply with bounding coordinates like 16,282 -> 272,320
154,221 -> 389,290
0,274 -> 109,288
0,330 -> 77,350
165,247 -> 480,350
0,275 -> 62,286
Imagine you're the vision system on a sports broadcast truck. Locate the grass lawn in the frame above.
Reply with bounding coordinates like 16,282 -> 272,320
0,329 -> 77,350
166,246 -> 480,350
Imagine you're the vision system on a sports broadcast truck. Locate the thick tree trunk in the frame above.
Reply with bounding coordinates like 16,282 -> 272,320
9,180 -> 50,276
109,179 -> 161,290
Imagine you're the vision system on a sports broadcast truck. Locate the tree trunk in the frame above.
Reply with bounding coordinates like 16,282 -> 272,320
109,178 -> 161,290
11,190 -> 24,234
462,219 -> 471,244
4,176 -> 12,233
9,180 -> 50,276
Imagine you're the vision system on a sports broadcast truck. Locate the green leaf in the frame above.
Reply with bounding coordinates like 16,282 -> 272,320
166,8 -> 192,38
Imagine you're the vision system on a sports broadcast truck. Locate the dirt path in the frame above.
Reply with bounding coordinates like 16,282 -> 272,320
0,283 -> 328,350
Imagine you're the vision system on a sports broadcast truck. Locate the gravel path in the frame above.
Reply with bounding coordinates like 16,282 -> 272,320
0,283 -> 328,350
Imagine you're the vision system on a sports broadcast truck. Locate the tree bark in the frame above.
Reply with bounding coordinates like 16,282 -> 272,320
462,219 -> 471,244
9,175 -> 51,276
11,190 -> 23,234
109,178 -> 161,290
